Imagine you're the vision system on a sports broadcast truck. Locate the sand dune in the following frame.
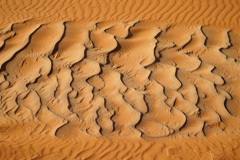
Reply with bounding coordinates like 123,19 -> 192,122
0,0 -> 240,159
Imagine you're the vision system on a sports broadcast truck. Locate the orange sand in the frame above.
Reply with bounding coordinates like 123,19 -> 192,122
0,0 -> 240,159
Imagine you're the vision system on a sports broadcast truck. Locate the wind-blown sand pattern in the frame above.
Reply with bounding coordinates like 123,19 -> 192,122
1,1 -> 240,160
1,0 -> 240,28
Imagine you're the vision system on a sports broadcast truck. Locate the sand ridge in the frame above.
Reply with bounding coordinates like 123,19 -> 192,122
1,1 -> 240,159
1,21 -> 240,135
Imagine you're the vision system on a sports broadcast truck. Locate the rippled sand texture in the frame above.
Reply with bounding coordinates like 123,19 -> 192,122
1,0 -> 240,28
1,0 -> 240,160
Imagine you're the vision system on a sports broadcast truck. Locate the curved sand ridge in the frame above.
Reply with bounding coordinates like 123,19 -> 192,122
1,0 -> 240,28
1,20 -> 240,137
1,20 -> 240,159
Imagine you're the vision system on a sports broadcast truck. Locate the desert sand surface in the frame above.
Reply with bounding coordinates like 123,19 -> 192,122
1,0 -> 240,159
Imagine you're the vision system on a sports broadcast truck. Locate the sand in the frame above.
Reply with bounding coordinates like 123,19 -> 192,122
0,0 -> 240,159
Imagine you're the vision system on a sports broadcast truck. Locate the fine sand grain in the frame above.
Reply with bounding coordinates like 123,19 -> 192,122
0,0 -> 240,159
